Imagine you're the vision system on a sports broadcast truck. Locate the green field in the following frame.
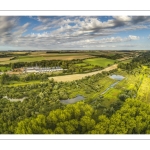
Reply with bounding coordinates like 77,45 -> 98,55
75,63 -> 87,67
83,58 -> 115,67
0,66 -> 11,71
121,59 -> 132,64
0,56 -> 49,64
6,80 -> 43,87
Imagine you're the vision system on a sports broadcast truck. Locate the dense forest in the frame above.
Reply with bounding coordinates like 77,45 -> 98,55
15,99 -> 150,134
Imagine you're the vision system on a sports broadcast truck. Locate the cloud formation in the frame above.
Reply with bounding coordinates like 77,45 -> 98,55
0,16 -> 149,50
0,17 -> 17,33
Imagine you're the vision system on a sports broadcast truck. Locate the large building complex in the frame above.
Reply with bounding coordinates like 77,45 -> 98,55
24,66 -> 63,73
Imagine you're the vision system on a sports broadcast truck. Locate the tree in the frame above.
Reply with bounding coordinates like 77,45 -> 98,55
118,94 -> 129,101
89,115 -> 109,134
0,73 -> 9,85
56,120 -> 78,134
54,127 -> 64,134
15,119 -> 33,134
79,116 -> 95,133
11,63 -> 14,70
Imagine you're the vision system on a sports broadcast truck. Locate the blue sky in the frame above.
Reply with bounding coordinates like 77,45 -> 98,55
0,16 -> 150,50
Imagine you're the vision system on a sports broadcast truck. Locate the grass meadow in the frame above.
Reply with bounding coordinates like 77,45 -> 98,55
83,58 -> 115,67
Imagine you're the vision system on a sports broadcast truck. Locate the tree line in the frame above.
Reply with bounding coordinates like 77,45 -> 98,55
0,73 -> 49,85
118,51 -> 150,71
91,53 -> 124,60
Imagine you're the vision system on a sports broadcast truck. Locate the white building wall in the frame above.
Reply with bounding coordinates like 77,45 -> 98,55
25,67 -> 63,73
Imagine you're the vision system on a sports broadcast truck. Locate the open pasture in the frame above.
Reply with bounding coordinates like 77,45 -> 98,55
120,58 -> 132,64
0,66 -> 11,71
83,58 -> 115,67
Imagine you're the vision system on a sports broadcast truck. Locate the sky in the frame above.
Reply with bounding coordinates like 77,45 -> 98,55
0,16 -> 150,51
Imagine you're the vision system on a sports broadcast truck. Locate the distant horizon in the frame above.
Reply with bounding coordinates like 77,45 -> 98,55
0,16 -> 150,50
0,49 -> 149,51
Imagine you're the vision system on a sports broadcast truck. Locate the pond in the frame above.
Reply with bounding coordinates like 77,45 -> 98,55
3,96 -> 26,102
109,74 -> 125,80
60,95 -> 84,104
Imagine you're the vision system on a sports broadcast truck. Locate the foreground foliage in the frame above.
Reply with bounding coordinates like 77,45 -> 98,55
15,99 -> 150,134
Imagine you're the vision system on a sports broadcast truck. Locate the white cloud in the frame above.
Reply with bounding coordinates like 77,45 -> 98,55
28,32 -> 49,38
13,22 -> 30,36
128,35 -> 140,40
99,37 -> 123,43
33,16 -> 82,31
113,16 -> 131,22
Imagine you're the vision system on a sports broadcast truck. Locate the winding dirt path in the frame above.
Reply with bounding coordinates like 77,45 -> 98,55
49,64 -> 118,82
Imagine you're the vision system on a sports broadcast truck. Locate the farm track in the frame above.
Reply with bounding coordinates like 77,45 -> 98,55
49,64 -> 118,82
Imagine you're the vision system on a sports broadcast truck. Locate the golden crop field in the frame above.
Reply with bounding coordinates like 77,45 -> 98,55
10,52 -> 28,54
44,55 -> 94,60
0,57 -> 14,62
